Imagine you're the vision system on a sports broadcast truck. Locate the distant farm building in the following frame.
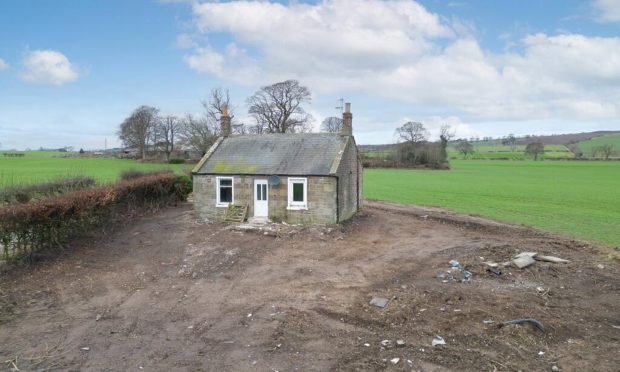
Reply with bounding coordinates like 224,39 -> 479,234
192,103 -> 362,224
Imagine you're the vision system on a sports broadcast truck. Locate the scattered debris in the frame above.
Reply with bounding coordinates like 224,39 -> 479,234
611,325 -> 620,330
535,255 -> 569,264
597,264 -> 605,269
500,318 -> 545,332
512,252 -> 571,269
432,336 -> 446,346
390,358 -> 400,365
551,365 -> 560,371
380,340 -> 393,348
396,339 -> 406,347
513,252 -> 538,269
515,252 -> 538,258
536,286 -> 545,292
437,259 -> 473,282
462,270 -> 472,281
80,346 -> 90,351
370,297 -> 390,308
483,320 -> 494,324
538,351 -> 545,356
95,314 -> 102,321
487,266 -> 502,276
363,343 -> 370,347
436,272 -> 454,282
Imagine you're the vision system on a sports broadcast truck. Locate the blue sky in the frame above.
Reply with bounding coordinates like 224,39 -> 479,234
0,0 -> 619,149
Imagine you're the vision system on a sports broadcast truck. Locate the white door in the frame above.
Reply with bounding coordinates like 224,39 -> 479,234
254,179 -> 268,217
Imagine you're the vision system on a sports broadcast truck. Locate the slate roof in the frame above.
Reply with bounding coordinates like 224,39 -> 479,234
194,133 -> 348,176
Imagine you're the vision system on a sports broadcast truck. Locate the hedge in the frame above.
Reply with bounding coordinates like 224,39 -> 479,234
0,174 -> 191,263
120,169 -> 173,181
0,176 -> 96,206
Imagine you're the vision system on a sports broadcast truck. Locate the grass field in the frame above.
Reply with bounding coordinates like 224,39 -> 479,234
0,152 -> 190,187
364,160 -> 620,247
448,143 -> 574,160
575,134 -> 620,157
363,143 -> 575,160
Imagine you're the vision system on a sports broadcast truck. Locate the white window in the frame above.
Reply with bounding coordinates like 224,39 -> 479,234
216,177 -> 234,207
287,177 -> 307,210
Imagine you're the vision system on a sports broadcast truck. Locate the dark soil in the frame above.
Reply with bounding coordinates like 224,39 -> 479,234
0,201 -> 618,371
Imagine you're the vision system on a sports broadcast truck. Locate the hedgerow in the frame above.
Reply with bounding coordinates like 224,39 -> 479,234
0,176 -> 96,206
0,174 -> 191,263
120,169 -> 173,181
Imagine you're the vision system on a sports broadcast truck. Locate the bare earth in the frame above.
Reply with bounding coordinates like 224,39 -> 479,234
1,201 -> 618,371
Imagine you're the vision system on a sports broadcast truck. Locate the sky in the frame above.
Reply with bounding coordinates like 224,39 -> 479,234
0,0 -> 619,149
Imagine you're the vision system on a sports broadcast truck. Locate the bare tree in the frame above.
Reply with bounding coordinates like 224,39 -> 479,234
321,117 -> 343,133
118,105 -> 159,160
594,144 -> 614,160
179,113 -> 218,156
455,140 -> 475,158
440,124 -> 455,142
439,124 -> 454,164
502,133 -> 517,151
525,140 -> 545,160
247,80 -> 313,133
202,88 -> 234,124
395,122 -> 428,144
156,115 -> 180,161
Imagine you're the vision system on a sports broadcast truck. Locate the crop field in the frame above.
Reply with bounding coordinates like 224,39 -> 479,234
362,143 -> 575,160
364,160 -> 620,246
576,134 -> 620,157
448,143 -> 574,160
0,151 -> 190,187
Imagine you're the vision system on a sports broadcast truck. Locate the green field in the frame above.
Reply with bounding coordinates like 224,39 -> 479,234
576,134 -> 620,157
0,152 -> 190,187
363,142 -> 575,160
364,160 -> 620,247
448,143 -> 574,160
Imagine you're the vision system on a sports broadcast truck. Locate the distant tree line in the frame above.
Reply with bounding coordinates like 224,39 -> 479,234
361,121 -> 452,169
118,80 -> 326,160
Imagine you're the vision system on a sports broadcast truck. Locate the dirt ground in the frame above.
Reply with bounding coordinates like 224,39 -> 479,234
1,201 -> 618,371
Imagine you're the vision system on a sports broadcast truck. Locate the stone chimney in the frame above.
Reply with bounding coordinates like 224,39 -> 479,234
341,102 -> 352,136
220,104 -> 231,137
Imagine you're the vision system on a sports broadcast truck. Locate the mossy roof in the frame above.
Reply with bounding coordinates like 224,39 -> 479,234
195,133 -> 349,176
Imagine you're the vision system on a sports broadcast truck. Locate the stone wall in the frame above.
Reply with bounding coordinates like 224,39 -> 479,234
336,137 -> 362,221
192,174 -> 338,224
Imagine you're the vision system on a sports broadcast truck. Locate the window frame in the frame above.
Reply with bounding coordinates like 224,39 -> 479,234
287,177 -> 308,210
216,176 -> 234,207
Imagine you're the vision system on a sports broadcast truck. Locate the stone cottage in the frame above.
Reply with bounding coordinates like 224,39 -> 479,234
192,103 -> 362,224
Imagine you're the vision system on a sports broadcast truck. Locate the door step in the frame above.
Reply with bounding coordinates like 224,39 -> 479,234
247,217 -> 269,225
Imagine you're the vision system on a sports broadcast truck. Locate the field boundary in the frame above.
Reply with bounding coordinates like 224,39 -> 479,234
363,200 -> 599,247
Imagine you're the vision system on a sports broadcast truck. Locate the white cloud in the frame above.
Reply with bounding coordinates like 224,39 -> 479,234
20,50 -> 80,85
421,115 -> 482,140
593,0 -> 620,22
0,58 -> 9,70
175,33 -> 197,49
182,0 -> 620,123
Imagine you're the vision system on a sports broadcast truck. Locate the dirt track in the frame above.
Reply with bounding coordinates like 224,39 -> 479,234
1,201 -> 618,371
